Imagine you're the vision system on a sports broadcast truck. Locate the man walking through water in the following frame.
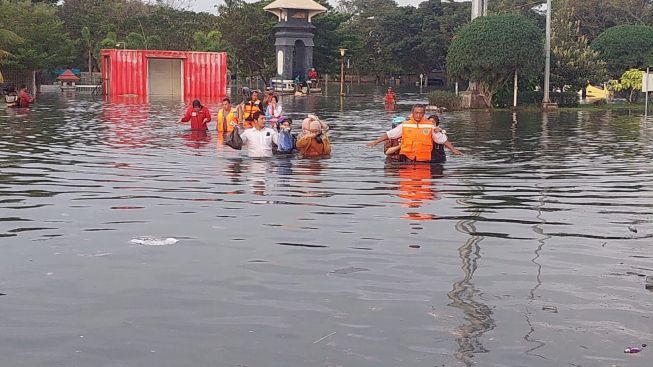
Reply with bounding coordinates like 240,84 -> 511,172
240,112 -> 278,158
367,104 -> 447,162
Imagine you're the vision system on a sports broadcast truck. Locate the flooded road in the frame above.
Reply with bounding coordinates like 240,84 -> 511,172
1,88 -> 652,366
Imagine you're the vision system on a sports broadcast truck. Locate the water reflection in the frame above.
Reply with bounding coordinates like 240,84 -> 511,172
181,130 -> 211,149
385,163 -> 442,220
448,181 -> 495,366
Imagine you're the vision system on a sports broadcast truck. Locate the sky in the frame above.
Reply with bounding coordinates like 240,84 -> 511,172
189,0 -> 434,14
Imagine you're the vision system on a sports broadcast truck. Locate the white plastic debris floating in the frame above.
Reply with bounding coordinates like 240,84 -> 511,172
130,236 -> 179,246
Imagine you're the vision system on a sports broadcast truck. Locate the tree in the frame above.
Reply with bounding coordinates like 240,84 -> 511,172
608,68 -> 643,102
446,14 -> 543,107
551,6 -> 608,93
125,32 -> 162,50
0,28 -> 23,60
81,27 -> 94,72
312,10 -> 351,75
591,24 -> 653,78
59,0 -> 218,69
0,1 -> 75,71
216,0 -> 276,83
192,31 -> 226,52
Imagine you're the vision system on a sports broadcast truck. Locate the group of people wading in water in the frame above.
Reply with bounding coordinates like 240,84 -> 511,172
178,87 -> 330,158
178,89 -> 462,163
3,84 -> 35,108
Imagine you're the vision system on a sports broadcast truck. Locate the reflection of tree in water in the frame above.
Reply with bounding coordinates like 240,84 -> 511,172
448,182 -> 495,366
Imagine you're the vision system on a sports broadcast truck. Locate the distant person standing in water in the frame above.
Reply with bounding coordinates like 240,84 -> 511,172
308,67 -> 318,88
18,85 -> 34,108
384,87 -> 396,111
178,99 -> 211,130
4,84 -> 18,107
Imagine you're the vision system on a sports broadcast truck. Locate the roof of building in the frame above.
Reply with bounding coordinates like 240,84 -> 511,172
57,69 -> 80,81
263,0 -> 328,12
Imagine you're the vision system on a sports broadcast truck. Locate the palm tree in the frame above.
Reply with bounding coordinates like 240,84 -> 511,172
192,30 -> 226,52
0,28 -> 23,84
0,28 -> 23,59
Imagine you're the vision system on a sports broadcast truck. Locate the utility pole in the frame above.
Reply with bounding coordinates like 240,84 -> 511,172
542,0 -> 557,109
471,0 -> 487,19
339,48 -> 347,96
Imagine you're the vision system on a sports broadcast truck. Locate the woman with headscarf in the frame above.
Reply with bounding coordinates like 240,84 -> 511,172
296,115 -> 331,158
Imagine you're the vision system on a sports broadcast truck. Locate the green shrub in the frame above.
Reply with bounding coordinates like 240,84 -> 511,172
427,90 -> 462,110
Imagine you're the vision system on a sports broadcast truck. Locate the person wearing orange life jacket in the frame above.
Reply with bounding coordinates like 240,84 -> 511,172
217,97 -> 239,133
239,89 -> 262,129
367,104 -> 447,162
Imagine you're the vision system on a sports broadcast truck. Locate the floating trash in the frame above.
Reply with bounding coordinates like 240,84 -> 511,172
624,344 -> 647,354
130,236 -> 179,246
542,305 -> 558,313
646,276 -> 653,290
409,244 -> 421,249
330,267 -> 368,275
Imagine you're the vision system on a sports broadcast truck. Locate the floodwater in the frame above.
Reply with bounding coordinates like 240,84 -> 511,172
1,87 -> 652,367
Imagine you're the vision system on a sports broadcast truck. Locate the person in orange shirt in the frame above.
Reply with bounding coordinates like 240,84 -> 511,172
296,117 -> 331,158
216,97 -> 239,133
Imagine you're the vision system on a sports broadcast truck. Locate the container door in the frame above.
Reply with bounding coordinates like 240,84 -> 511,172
147,58 -> 182,99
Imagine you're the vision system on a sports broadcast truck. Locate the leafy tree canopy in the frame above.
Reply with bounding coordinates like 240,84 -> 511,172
591,24 -> 653,78
0,0 -> 75,70
446,14 -> 543,106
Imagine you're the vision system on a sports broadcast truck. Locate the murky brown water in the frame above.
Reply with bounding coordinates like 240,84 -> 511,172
1,87 -> 652,366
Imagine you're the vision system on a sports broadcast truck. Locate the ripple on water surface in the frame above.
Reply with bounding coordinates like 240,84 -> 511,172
0,91 -> 652,367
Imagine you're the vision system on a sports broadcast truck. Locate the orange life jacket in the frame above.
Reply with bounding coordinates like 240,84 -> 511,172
217,108 -> 238,132
399,119 -> 434,162
243,101 -> 261,120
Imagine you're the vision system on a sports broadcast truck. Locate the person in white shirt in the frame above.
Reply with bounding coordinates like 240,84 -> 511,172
240,111 -> 279,158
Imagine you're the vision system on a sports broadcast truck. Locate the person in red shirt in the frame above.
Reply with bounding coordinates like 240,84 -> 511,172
178,99 -> 211,130
18,85 -> 34,108
308,67 -> 318,88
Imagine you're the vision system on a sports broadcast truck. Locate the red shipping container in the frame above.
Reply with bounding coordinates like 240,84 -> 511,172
100,49 -> 227,99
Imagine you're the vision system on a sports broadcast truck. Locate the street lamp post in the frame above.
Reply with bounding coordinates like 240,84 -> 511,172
339,48 -> 347,96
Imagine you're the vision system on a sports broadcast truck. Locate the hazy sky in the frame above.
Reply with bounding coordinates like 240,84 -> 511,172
190,0 -> 432,14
